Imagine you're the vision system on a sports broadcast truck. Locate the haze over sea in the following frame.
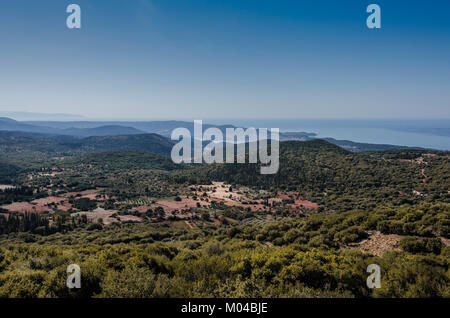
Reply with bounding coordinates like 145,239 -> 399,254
206,119 -> 450,151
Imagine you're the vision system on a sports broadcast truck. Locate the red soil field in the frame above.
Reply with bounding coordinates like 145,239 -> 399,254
1,196 -> 74,213
1,202 -> 48,213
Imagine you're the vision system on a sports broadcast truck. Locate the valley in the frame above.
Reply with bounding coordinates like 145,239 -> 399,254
0,127 -> 448,298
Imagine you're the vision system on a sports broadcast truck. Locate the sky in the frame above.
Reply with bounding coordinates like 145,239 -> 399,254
0,0 -> 449,120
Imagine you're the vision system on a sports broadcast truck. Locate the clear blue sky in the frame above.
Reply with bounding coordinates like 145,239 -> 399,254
0,0 -> 449,119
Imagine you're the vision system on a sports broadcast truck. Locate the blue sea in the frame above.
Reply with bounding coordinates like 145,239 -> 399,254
205,119 -> 450,151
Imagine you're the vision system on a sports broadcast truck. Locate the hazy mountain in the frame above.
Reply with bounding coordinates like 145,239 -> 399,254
322,138 -> 415,152
0,118 -> 145,137
279,131 -> 317,141
0,117 -> 58,134
22,120 -> 236,137
61,125 -> 145,137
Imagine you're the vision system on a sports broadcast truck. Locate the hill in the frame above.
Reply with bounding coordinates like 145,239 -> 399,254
0,131 -> 173,156
61,125 -> 145,137
185,139 -> 450,211
73,134 -> 175,155
323,138 -> 414,152
0,117 -> 146,137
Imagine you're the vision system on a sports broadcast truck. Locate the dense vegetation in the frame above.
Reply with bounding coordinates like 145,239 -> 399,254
0,135 -> 448,298
0,202 -> 448,298
188,140 -> 450,211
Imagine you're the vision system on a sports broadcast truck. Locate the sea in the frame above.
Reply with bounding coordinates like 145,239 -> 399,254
205,119 -> 450,151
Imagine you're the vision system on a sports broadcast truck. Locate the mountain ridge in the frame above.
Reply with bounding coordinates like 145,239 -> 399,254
0,117 -> 425,152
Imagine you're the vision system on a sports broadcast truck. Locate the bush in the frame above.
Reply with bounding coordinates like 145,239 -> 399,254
204,241 -> 224,256
400,237 -> 443,255
87,223 -> 103,231
73,198 -> 97,211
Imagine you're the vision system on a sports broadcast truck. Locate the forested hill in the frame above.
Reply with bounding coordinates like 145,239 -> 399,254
1,131 -> 449,212
0,132 -> 174,157
186,139 -> 450,211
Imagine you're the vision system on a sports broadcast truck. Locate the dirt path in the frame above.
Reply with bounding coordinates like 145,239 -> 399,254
421,168 -> 427,183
